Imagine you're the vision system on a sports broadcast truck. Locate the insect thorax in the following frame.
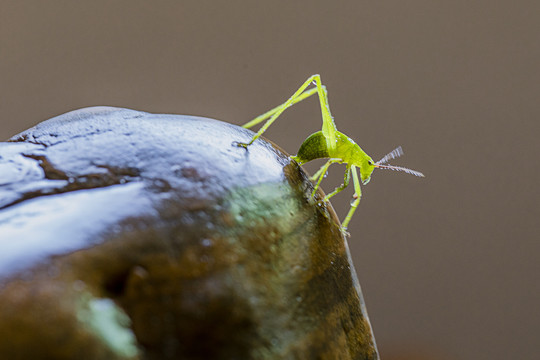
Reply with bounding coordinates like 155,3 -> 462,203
293,131 -> 330,164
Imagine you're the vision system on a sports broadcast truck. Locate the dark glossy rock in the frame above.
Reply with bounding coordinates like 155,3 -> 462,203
0,107 -> 378,359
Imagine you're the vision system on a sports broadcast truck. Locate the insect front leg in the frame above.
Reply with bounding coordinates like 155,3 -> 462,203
236,74 -> 331,148
340,165 -> 362,233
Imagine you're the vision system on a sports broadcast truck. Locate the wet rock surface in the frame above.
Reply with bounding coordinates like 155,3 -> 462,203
0,107 -> 378,359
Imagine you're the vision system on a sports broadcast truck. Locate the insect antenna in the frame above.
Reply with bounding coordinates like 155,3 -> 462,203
375,164 -> 425,177
376,146 -> 404,165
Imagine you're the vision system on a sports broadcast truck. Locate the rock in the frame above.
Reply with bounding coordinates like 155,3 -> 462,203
0,107 -> 378,359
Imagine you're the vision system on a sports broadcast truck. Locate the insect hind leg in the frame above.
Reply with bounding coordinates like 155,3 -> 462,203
237,74 -> 331,147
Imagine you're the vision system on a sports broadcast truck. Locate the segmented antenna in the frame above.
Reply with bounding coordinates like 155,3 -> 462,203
376,146 -> 404,165
376,164 -> 425,177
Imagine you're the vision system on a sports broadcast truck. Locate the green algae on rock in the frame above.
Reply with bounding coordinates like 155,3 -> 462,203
0,107 -> 379,359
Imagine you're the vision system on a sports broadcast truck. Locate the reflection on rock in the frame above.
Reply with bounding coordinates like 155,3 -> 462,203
0,107 -> 378,359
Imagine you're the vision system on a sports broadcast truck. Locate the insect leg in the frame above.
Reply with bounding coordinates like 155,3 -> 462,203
310,158 -> 342,198
341,165 -> 362,231
237,74 -> 333,147
323,164 -> 351,202
242,86 -> 319,129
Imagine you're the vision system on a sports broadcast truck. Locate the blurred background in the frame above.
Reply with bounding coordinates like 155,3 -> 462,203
1,1 -> 538,359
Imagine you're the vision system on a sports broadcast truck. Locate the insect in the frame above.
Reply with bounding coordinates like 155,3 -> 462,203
237,74 -> 424,234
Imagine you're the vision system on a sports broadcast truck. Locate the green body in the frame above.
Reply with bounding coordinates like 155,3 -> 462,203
238,74 -> 423,233
293,131 -> 375,185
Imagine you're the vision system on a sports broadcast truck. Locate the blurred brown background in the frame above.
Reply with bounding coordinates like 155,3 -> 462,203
1,1 -> 538,359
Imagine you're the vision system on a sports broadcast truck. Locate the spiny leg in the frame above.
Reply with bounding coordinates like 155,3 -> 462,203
310,158 -> 342,198
242,86 -> 319,129
323,164 -> 351,202
237,74 -> 332,147
341,165 -> 362,232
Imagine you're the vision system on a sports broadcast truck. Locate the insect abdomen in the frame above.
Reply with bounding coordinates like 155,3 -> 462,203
294,131 -> 330,164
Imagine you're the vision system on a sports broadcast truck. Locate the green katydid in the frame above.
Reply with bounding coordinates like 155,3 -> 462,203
237,74 -> 424,234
